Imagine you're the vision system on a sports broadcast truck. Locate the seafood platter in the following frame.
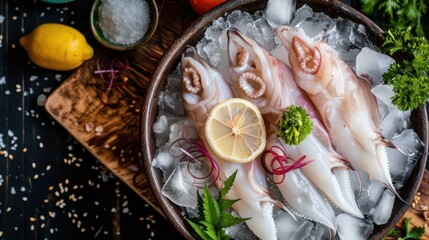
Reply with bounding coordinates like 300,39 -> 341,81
140,0 -> 428,239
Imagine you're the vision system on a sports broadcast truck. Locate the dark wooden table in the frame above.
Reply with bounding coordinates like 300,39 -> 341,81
0,0 -> 184,239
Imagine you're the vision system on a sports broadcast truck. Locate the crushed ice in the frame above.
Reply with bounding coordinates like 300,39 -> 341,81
151,3 -> 425,240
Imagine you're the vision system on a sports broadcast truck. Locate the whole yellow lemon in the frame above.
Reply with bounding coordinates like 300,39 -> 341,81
19,23 -> 94,71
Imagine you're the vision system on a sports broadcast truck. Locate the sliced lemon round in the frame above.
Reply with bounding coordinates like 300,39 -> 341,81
205,98 -> 266,163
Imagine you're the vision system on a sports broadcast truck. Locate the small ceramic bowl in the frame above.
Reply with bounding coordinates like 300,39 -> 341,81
90,0 -> 159,51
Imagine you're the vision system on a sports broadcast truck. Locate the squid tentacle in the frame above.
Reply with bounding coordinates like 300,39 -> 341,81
239,72 -> 266,99
182,67 -> 202,93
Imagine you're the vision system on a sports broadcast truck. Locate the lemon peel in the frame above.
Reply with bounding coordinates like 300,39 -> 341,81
19,23 -> 94,71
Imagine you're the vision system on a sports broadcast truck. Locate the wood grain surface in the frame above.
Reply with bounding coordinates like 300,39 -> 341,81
45,0 -> 198,215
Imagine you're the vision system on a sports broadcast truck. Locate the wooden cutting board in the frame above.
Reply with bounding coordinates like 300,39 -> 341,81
45,0 -> 198,215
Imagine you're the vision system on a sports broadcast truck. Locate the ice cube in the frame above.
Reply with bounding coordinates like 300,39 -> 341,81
356,47 -> 395,86
165,67 -> 183,90
349,23 -> 375,50
338,48 -> 361,69
227,10 -> 254,27
371,84 -> 396,109
369,189 -> 395,225
326,18 -> 352,51
274,211 -> 306,239
227,222 -> 259,240
252,16 -> 276,51
153,114 -> 168,134
152,145 -> 179,180
161,162 -> 203,209
349,169 -> 372,198
158,90 -> 185,115
376,98 -> 390,121
391,129 -> 425,156
195,38 -> 211,61
169,119 -> 197,143
295,14 -> 335,40
204,17 -> 228,43
153,111 -> 183,145
265,0 -> 295,28
290,4 -> 314,27
389,129 -> 424,188
386,147 -> 409,188
203,42 -> 222,66
309,223 -> 331,240
290,220 -> 314,240
381,109 -> 410,139
336,213 -> 374,240
357,180 -> 386,214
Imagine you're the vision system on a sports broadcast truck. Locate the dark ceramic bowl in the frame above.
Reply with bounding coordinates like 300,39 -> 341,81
90,0 -> 159,51
140,0 -> 428,239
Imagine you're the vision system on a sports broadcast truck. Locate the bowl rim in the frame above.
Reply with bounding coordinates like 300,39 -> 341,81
140,0 -> 428,239
89,0 -> 159,51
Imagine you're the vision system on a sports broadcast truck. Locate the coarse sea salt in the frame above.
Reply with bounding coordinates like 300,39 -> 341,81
98,0 -> 150,45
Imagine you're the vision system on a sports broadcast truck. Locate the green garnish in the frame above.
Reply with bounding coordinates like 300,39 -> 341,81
185,170 -> 250,240
382,218 -> 425,239
382,227 -> 401,239
381,27 -> 429,111
402,218 -> 426,239
276,105 -> 313,145
360,0 -> 427,36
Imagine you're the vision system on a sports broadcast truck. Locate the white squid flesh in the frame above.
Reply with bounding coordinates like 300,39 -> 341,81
276,26 -> 398,198
181,46 -> 281,240
227,28 -> 363,219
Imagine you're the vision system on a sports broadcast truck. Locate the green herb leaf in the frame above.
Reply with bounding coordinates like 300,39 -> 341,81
185,170 -> 250,240
382,227 -> 401,239
360,0 -> 380,15
402,218 -> 425,239
186,218 -> 214,240
381,27 -> 429,111
382,218 -> 426,239
276,105 -> 313,145
360,0 -> 427,36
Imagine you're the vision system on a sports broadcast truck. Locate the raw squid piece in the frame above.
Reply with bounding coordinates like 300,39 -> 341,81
276,26 -> 398,198
264,133 -> 337,236
227,27 -> 363,219
181,46 -> 282,240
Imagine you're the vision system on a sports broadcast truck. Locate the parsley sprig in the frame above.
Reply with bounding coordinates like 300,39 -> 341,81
185,170 -> 250,240
360,0 -> 427,36
382,217 -> 425,239
381,27 -> 429,111
276,105 -> 313,145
